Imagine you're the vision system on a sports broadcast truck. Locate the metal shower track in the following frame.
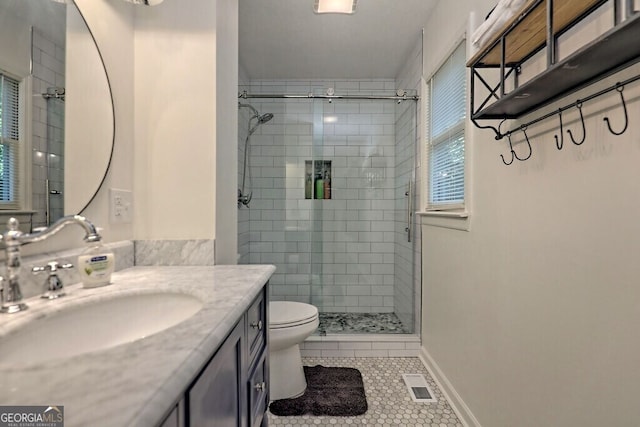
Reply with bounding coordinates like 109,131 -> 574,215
238,90 -> 419,102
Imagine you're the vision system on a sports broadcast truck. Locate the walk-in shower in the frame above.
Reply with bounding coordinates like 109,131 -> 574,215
238,102 -> 273,207
237,82 -> 420,336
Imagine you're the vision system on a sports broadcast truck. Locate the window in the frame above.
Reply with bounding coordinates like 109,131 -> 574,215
427,41 -> 466,210
0,71 -> 21,209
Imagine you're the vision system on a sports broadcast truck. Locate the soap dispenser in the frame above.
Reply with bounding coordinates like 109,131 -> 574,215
78,231 -> 114,288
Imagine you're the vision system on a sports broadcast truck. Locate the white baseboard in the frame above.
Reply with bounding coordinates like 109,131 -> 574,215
419,347 -> 482,427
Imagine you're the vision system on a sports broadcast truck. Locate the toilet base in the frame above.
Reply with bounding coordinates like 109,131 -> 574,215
269,344 -> 306,400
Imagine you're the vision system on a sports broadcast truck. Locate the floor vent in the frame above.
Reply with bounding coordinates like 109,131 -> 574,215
402,373 -> 437,403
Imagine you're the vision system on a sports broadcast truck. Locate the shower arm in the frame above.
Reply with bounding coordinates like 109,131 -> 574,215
239,102 -> 260,117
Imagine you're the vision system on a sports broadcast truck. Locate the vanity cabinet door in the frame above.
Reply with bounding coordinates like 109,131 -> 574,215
246,291 -> 266,367
247,351 -> 268,427
188,320 -> 246,427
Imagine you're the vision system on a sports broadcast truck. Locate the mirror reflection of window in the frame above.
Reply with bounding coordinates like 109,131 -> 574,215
0,72 -> 21,210
0,0 -> 66,231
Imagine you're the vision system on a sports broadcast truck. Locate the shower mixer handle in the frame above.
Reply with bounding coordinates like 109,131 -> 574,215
238,190 -> 252,207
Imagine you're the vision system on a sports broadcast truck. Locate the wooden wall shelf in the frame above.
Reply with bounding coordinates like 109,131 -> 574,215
468,0 -> 640,122
467,0 -> 606,67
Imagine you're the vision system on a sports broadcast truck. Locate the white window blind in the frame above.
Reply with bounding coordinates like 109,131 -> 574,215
428,41 -> 466,209
0,72 -> 21,209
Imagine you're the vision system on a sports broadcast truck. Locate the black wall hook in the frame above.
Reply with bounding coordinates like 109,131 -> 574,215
514,126 -> 533,161
500,126 -> 533,165
567,101 -> 586,145
500,133 -> 516,165
554,109 -> 564,150
603,84 -> 629,136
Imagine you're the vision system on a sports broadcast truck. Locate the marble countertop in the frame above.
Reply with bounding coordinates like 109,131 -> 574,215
0,264 -> 275,427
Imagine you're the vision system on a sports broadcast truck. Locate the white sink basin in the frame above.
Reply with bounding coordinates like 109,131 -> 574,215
0,292 -> 203,367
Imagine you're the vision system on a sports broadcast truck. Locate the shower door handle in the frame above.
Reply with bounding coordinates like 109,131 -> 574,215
405,181 -> 412,243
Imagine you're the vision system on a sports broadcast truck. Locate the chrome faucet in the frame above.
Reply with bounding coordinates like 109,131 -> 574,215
0,215 -> 101,314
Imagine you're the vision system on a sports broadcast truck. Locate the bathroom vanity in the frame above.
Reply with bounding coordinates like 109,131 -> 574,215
162,277 -> 269,427
0,264 -> 274,427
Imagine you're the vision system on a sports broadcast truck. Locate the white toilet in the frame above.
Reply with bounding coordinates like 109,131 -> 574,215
268,301 -> 319,400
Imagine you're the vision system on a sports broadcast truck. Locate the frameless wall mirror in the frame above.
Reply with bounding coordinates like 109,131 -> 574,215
0,0 -> 114,230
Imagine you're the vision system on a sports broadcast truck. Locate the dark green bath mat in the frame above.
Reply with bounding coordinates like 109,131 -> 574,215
269,365 -> 368,416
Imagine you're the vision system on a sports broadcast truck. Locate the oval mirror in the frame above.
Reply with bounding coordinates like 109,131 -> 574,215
65,1 -> 115,216
0,0 -> 114,229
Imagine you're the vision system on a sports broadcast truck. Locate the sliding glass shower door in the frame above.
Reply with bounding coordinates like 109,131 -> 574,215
308,92 -> 418,334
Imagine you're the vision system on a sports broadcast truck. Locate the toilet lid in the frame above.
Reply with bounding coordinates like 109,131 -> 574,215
270,301 -> 318,327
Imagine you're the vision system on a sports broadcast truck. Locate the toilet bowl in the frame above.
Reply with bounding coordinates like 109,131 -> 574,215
269,301 -> 319,400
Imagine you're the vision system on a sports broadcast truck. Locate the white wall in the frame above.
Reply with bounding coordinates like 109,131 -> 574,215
421,2 -> 640,426
133,0 -> 217,240
215,0 -> 238,264
71,0 -> 134,245
41,0 -> 231,248
66,1 -> 124,230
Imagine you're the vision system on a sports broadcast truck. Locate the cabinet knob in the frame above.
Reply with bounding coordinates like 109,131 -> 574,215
254,382 -> 266,392
250,320 -> 263,330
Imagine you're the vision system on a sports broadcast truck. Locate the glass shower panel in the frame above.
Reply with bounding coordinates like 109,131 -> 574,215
309,97 -> 325,311
310,93 -> 417,335
393,94 -> 418,335
45,96 -> 65,225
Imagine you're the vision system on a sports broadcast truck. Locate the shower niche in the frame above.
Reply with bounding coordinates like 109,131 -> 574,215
305,160 -> 331,200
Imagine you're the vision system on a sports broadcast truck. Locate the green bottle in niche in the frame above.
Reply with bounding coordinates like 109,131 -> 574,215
315,174 -> 324,199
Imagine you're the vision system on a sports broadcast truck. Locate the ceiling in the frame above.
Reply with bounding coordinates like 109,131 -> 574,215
238,0 -> 439,80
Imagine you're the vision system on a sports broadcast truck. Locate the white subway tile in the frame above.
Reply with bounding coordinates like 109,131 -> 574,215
321,350 -> 355,358
371,342 -> 406,350
353,350 -> 390,357
338,342 -> 372,350
388,349 -> 420,357
300,349 -> 323,358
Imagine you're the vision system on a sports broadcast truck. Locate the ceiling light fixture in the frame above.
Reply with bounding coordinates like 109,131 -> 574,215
313,0 -> 357,14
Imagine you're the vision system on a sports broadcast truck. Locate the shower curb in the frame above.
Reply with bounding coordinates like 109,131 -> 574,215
300,334 -> 421,358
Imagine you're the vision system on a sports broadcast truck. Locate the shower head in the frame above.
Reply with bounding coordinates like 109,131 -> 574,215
259,113 -> 274,124
239,102 -> 273,124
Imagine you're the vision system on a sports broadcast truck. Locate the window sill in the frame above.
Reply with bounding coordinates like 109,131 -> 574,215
417,210 -> 470,231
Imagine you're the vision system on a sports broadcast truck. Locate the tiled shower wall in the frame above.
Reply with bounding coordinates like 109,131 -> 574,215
32,27 -> 65,228
238,78 -> 419,318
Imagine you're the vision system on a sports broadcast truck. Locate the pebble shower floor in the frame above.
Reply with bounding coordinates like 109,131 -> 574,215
267,357 -> 463,426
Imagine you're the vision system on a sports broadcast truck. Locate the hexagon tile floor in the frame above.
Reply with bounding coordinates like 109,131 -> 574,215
267,357 -> 463,426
